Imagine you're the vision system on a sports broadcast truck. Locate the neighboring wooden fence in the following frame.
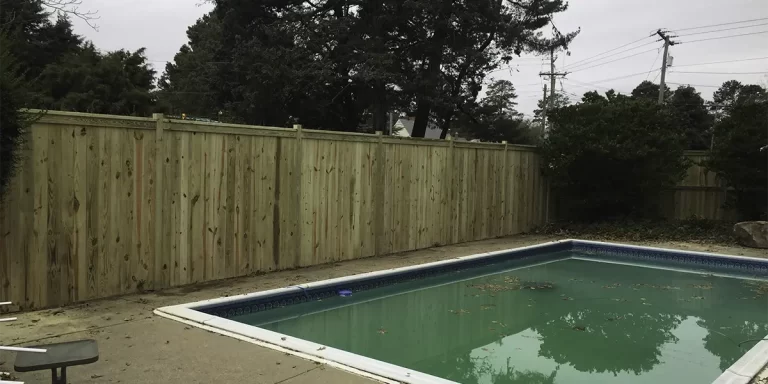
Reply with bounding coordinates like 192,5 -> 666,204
662,151 -> 736,220
0,111 -> 548,311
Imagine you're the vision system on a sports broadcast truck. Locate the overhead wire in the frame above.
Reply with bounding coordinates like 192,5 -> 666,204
570,68 -> 661,84
646,47 -> 663,80
679,30 -> 768,44
566,40 -> 659,71
670,56 -> 768,68
674,22 -> 768,37
670,17 -> 768,32
669,71 -> 768,75
568,48 -> 659,73
564,35 -> 656,69
666,82 -> 721,88
564,78 -> 628,93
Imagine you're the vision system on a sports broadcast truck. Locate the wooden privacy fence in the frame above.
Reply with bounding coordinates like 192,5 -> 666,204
0,111 -> 548,311
662,151 -> 736,220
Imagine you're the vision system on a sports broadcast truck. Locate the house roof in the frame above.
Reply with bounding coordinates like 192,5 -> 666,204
394,118 -> 443,139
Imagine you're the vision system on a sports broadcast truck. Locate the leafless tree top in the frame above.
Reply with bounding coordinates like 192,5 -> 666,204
43,0 -> 99,30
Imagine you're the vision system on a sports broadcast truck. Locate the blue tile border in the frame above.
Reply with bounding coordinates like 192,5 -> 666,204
195,240 -> 768,319
571,241 -> 768,277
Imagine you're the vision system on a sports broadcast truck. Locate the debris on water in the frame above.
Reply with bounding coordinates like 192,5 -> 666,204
561,297 -> 574,301
480,304 -> 496,310
692,296 -> 705,300
642,302 -> 652,306
468,277 -> 520,292
640,298 -> 646,301
692,283 -> 713,290
611,298 -> 627,302
449,309 -> 470,315
522,281 -> 555,290
377,328 -> 387,334
572,326 -> 586,331
745,281 -> 768,296
602,283 -> 621,289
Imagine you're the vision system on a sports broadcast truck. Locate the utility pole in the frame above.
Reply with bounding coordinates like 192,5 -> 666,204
542,84 -> 548,133
550,47 -> 557,112
539,46 -> 568,135
656,29 -> 676,104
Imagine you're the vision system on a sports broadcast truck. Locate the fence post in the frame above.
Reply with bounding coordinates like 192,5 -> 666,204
501,141 -> 508,235
447,136 -> 455,244
152,113 -> 166,289
293,124 -> 303,266
374,131 -> 384,256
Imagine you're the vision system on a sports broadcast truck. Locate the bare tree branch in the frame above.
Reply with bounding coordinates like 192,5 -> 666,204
42,0 -> 99,30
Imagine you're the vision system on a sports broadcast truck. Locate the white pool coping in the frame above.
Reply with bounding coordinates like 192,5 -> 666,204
155,239 -> 768,384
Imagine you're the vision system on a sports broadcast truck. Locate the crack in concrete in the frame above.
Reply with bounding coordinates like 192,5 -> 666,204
272,365 -> 321,384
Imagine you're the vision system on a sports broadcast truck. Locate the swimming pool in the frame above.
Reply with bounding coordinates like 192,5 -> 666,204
155,240 -> 768,384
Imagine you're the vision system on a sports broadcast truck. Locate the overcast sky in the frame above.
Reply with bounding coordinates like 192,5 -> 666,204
70,0 -> 768,117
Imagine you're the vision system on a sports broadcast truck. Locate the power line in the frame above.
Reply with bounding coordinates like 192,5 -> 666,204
564,78 -> 630,93
569,48 -> 659,74
565,35 -> 656,69
666,82 -> 721,88
670,70 -> 768,75
646,48 -> 662,80
670,17 -> 768,32
571,68 -> 661,85
679,30 -> 768,44
675,22 -> 768,37
566,40 -> 659,71
671,56 -> 768,67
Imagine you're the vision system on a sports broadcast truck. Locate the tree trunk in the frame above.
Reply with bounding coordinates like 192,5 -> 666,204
371,82 -> 387,133
439,111 -> 454,139
411,99 -> 431,137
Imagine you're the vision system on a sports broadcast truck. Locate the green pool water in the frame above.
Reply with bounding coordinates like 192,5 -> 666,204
232,253 -> 768,384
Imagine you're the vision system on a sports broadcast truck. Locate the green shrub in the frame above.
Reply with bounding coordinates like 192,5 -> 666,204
707,95 -> 768,220
0,34 -> 32,203
541,98 -> 689,220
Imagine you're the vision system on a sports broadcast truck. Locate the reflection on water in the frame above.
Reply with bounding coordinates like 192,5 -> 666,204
244,256 -> 768,384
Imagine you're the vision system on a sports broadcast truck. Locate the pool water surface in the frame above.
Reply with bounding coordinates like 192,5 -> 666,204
230,253 -> 768,384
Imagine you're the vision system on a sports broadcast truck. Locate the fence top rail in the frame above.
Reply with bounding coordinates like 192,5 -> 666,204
23,109 -> 156,130
21,110 -> 537,151
24,109 -> 155,122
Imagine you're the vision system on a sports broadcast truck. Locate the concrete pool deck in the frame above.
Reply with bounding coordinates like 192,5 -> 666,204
1,234 -> 766,384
